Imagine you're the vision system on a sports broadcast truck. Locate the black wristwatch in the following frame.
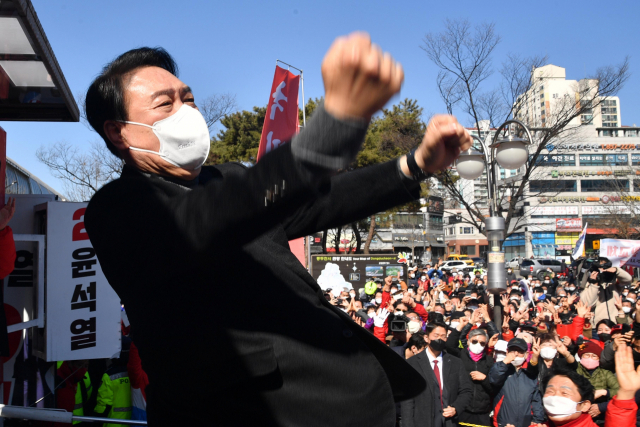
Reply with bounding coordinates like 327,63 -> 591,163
406,149 -> 432,181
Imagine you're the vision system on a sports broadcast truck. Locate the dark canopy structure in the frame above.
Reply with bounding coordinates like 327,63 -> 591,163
0,0 -> 78,122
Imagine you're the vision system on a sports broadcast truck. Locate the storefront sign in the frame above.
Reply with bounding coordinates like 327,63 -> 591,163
554,143 -> 640,152
599,239 -> 640,268
556,218 -> 582,232
46,202 -> 122,361
427,196 -> 444,214
551,170 -> 631,177
530,206 -> 579,215
539,195 -> 624,204
582,205 -> 636,215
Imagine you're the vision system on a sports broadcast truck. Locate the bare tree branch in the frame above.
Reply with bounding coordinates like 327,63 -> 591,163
199,93 -> 238,130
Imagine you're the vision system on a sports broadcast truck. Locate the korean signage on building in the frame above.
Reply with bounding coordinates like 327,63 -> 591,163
45,202 -> 121,361
554,143 -> 640,152
556,218 -> 582,232
530,206 -> 579,215
551,170 -> 632,177
311,254 -> 408,291
538,195 -> 626,204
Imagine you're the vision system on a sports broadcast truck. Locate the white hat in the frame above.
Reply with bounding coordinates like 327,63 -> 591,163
494,340 -> 508,353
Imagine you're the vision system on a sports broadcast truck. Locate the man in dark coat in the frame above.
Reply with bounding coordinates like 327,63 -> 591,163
401,322 -> 473,427
83,33 -> 472,426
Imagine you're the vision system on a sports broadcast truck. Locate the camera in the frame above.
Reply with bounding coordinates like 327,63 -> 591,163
390,314 -> 409,332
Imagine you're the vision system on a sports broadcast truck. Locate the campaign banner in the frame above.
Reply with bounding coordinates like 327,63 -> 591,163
556,218 -> 582,232
45,202 -> 121,361
600,239 -> 640,268
257,65 -> 300,160
311,254 -> 408,291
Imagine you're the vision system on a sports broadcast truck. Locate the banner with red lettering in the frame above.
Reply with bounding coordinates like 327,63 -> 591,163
257,66 -> 300,161
45,202 -> 121,361
600,239 -> 640,268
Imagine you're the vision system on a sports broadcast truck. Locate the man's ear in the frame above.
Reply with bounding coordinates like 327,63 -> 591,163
578,400 -> 591,412
104,120 -> 128,152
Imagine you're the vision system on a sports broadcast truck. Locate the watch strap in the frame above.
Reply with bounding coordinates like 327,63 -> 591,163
406,149 -> 431,181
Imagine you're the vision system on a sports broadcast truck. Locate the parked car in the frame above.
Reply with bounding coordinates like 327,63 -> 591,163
519,258 -> 565,280
506,258 -> 520,270
446,254 -> 475,265
440,260 -> 474,273
471,257 -> 485,269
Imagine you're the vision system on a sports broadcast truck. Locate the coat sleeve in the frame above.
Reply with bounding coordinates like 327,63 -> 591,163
94,374 -> 113,416
570,316 -> 585,342
604,396 -> 637,427
400,398 -> 416,427
489,361 -> 510,390
530,384 -> 546,423
445,329 -> 462,357
605,370 -> 620,397
600,342 -> 616,372
451,363 -> 473,416
127,342 -> 149,396
580,283 -> 600,309
413,303 -> 429,323
0,226 -> 15,279
615,267 -> 632,286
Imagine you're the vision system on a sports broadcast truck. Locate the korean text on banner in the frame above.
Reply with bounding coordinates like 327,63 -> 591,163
45,202 -> 121,362
257,65 -> 300,161
572,222 -> 588,259
600,239 -> 640,268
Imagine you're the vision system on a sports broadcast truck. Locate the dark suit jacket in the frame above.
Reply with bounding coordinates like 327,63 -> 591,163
85,143 -> 426,427
401,350 -> 473,427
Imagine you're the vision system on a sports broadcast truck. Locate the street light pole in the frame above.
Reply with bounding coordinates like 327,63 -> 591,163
456,120 -> 533,323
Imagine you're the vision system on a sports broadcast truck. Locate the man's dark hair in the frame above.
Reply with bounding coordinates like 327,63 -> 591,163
85,47 -> 179,157
408,332 -> 427,350
541,368 -> 594,402
424,321 -> 448,335
596,319 -> 616,330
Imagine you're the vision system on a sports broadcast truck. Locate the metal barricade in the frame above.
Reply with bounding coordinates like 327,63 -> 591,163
0,405 -> 147,425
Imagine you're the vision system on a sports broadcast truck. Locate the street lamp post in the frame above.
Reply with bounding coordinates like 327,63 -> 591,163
455,120 -> 533,322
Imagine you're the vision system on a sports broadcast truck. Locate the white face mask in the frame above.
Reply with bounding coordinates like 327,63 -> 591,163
543,396 -> 582,418
495,353 -> 506,363
394,311 -> 403,316
375,298 -> 382,304
544,280 -> 550,284
349,292 -> 356,297
469,342 -> 485,355
512,356 -> 526,367
421,276 -> 426,280
410,274 -> 415,278
540,347 -> 558,360
567,287 -> 575,291
623,307 -> 632,313
543,290 -> 547,294
450,321 -> 460,329
120,104 -> 211,170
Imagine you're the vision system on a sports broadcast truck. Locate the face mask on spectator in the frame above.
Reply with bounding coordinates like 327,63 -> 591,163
543,290 -> 547,294
367,311 -> 375,317
450,321 -> 459,329
567,286 -> 575,291
349,292 -> 356,297
623,307 -> 632,313
469,342 -> 485,354
429,339 -> 446,352
421,276 -> 426,280
512,356 -> 526,367
544,280 -> 550,284
541,347 -> 557,360
598,333 -> 611,343
580,357 -> 599,370
410,274 -> 415,278
375,298 -> 382,304
543,396 -> 582,418
507,269 -> 512,273
495,352 -> 506,363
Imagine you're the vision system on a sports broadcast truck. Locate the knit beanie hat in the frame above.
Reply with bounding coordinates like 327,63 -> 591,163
578,340 -> 603,358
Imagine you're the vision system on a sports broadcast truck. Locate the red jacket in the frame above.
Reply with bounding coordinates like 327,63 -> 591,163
373,290 -> 392,343
547,396 -> 636,427
0,226 -> 16,279
555,316 -> 585,342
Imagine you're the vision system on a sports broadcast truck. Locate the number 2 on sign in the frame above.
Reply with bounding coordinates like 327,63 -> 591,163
72,208 -> 89,241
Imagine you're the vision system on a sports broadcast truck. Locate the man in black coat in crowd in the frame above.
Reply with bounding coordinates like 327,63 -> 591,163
84,32 -> 472,426
401,322 -> 473,427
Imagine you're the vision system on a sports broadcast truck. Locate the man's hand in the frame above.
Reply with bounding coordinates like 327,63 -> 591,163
0,198 -> 15,230
502,352 -> 516,365
576,300 -> 590,318
502,315 -> 511,333
322,32 -> 403,121
412,115 -> 472,174
442,406 -> 456,418
457,316 -> 469,331
588,404 -> 601,418
488,333 -> 499,349
470,371 -> 486,381
593,389 -> 607,400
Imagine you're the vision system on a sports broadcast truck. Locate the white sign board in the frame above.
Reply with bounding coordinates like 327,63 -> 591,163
599,239 -> 640,268
530,206 -> 579,216
45,202 -> 121,361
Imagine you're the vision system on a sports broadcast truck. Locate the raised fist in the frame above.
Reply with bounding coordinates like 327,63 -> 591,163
322,32 -> 404,121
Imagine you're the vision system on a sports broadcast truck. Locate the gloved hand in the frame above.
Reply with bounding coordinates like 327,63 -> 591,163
374,308 -> 390,328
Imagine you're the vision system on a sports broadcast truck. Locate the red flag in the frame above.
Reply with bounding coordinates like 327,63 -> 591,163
257,66 -> 300,161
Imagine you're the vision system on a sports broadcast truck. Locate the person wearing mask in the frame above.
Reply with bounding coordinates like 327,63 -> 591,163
538,343 -> 639,427
596,319 -> 616,347
581,257 -> 633,325
576,341 -> 619,420
447,328 -> 496,427
401,322 -> 473,427
407,267 -> 419,288
489,337 -> 545,427
506,267 -> 517,284
405,331 -> 427,359
529,334 -> 578,392
417,272 -> 430,291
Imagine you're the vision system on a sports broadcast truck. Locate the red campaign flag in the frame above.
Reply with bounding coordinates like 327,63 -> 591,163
257,65 -> 300,161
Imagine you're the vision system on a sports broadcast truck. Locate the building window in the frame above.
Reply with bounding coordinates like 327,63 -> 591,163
461,245 -> 476,256
530,180 -> 577,193
634,180 -> 640,192
581,179 -> 629,192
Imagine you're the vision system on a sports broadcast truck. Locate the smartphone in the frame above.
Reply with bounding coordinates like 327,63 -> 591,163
465,290 -> 471,297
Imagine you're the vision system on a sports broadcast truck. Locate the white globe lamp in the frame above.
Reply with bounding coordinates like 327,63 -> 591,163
455,149 -> 485,180
492,135 -> 529,170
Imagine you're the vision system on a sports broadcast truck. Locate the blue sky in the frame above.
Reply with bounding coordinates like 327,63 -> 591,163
2,0 -> 639,195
